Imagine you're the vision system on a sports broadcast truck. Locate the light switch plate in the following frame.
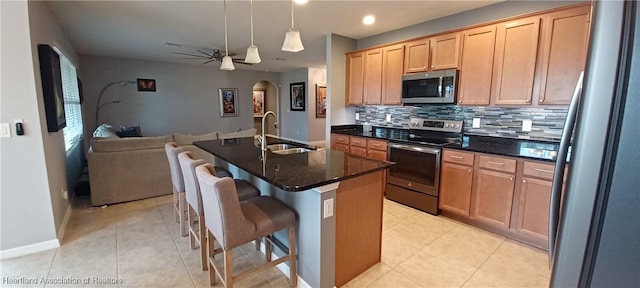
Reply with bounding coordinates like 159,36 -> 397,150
472,118 -> 481,128
0,123 -> 11,138
522,120 -> 533,132
386,114 -> 392,122
355,113 -> 360,120
323,198 -> 334,219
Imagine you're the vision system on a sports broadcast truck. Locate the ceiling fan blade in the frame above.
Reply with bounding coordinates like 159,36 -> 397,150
202,59 -> 216,65
228,52 -> 237,57
174,52 -> 208,58
231,59 -> 253,65
180,57 -> 209,60
196,49 -> 214,58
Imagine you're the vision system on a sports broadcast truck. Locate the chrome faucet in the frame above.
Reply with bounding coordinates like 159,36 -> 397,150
260,111 -> 277,151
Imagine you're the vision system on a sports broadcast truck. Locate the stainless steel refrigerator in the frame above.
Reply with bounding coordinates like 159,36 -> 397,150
549,0 -> 640,287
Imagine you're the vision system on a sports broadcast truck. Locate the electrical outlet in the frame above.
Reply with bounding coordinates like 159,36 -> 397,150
472,118 -> 481,128
0,123 -> 10,138
386,114 -> 392,122
355,113 -> 360,120
323,198 -> 334,219
522,120 -> 533,132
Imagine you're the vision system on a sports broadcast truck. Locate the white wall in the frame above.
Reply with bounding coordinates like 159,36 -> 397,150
326,33 -> 357,145
79,55 -> 280,137
307,67 -> 327,142
1,1 -> 58,251
279,68 -> 309,141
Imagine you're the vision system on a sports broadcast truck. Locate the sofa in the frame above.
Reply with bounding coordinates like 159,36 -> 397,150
87,125 -> 255,206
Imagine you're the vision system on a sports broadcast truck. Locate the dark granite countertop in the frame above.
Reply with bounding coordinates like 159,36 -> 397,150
331,125 -> 562,162
194,136 -> 393,192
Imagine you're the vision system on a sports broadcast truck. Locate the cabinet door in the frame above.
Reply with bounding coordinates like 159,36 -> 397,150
492,17 -> 541,105
440,162 -> 473,216
367,149 -> 387,161
404,38 -> 430,74
345,52 -> 364,105
334,143 -> 350,153
430,33 -> 461,70
517,177 -> 551,241
350,146 -> 367,157
364,49 -> 383,105
537,5 -> 591,105
382,44 -> 405,105
473,169 -> 515,229
458,25 -> 496,105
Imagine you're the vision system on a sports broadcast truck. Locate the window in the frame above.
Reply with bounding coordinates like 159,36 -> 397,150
57,52 -> 83,151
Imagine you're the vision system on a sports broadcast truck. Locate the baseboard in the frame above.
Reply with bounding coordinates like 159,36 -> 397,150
259,242 -> 312,288
0,239 -> 59,260
57,198 -> 73,241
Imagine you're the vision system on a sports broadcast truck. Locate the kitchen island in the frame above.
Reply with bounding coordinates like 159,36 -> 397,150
194,136 -> 393,288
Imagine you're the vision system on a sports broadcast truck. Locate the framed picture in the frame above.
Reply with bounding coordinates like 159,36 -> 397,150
37,44 -> 66,132
315,84 -> 327,118
253,89 -> 265,117
137,78 -> 156,92
290,82 -> 306,111
219,88 -> 238,117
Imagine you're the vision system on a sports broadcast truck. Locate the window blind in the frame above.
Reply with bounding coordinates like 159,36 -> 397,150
58,53 -> 83,151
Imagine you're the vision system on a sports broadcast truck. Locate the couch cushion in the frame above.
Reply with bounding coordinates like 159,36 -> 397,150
91,135 -> 173,152
174,132 -> 218,145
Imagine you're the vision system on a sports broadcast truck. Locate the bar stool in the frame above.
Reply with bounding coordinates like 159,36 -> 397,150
165,142 -> 188,236
196,164 -> 298,288
177,151 -> 261,270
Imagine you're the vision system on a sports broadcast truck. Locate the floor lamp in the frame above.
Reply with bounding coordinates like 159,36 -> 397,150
95,81 -> 135,129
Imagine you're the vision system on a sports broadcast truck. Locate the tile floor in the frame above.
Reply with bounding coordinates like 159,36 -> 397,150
1,195 -> 550,288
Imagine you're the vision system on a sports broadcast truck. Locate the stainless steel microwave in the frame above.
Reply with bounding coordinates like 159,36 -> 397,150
401,69 -> 457,104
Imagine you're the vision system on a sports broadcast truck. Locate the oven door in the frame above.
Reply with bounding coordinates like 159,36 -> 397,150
387,143 -> 441,196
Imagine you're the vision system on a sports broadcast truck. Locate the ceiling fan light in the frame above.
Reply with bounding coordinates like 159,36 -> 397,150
245,45 -> 261,64
220,55 -> 235,70
282,29 -> 304,52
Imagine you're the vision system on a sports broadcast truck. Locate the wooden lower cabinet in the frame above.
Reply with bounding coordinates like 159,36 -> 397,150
439,162 -> 473,216
473,169 -> 515,229
517,177 -> 552,241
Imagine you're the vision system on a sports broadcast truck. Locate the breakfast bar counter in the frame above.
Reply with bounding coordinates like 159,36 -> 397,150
194,137 -> 393,288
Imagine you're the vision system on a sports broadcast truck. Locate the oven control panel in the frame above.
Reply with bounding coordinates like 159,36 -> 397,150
409,118 -> 463,133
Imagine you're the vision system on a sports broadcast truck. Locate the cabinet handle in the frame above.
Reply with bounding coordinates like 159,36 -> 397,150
526,99 -> 531,103
534,168 -> 554,174
523,179 -> 527,183
510,177 -> 514,181
450,155 -> 464,159
487,161 -> 505,166
467,169 -> 472,173
431,65 -> 435,69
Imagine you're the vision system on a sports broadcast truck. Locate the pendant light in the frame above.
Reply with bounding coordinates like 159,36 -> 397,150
220,0 -> 235,70
281,0 -> 304,52
244,0 -> 261,63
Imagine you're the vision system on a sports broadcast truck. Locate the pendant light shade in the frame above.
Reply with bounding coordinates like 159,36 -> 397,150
244,0 -> 261,63
282,0 -> 304,52
221,0 -> 235,70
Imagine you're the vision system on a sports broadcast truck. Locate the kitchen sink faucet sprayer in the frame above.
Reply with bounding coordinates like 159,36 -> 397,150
260,111 -> 277,151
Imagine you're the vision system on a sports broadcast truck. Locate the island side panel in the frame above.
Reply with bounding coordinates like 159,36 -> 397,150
335,170 -> 385,287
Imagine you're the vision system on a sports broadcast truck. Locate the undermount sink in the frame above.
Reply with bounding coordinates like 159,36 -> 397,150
266,143 -> 299,151
271,147 -> 312,155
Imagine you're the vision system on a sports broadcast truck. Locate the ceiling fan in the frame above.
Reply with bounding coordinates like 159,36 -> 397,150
165,42 -> 252,65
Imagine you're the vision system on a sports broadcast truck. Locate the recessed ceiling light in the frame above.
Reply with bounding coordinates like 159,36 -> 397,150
363,15 -> 375,25
294,0 -> 308,4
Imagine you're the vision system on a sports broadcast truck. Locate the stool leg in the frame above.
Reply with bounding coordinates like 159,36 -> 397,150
179,193 -> 188,237
188,205 -> 196,250
224,250 -> 233,288
208,230 -> 216,286
173,188 -> 179,223
265,237 -> 272,262
199,214 -> 207,271
288,227 -> 297,288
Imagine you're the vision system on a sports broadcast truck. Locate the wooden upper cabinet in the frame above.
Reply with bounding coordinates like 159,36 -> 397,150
345,52 -> 364,105
382,44 -> 405,105
404,38 -> 430,74
537,5 -> 591,105
364,49 -> 383,105
458,25 -> 497,105
492,17 -> 541,105
430,33 -> 461,70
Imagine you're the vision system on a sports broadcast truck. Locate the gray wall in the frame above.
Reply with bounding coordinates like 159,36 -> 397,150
1,1 -> 57,250
358,1 -> 584,50
326,34 -> 357,146
307,67 -> 327,142
252,80 -> 278,135
79,55 -> 280,137
279,68 -> 309,141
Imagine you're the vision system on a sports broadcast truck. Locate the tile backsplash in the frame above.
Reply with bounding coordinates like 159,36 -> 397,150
355,105 -> 567,142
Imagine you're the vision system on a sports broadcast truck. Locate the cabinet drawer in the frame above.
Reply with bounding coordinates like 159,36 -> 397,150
350,137 -> 367,148
443,150 -> 475,166
334,143 -> 350,153
350,146 -> 367,157
333,134 -> 350,145
367,149 -> 387,161
367,139 -> 388,151
523,161 -> 555,180
478,155 -> 516,173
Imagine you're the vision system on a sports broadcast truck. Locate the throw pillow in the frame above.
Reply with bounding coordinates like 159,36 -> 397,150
117,125 -> 143,138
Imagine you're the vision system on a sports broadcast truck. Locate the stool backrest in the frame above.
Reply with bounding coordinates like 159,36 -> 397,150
196,164 -> 252,250
164,142 -> 185,192
178,151 -> 206,214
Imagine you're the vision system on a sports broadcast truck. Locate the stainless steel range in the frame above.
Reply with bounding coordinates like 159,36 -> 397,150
386,118 -> 463,215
